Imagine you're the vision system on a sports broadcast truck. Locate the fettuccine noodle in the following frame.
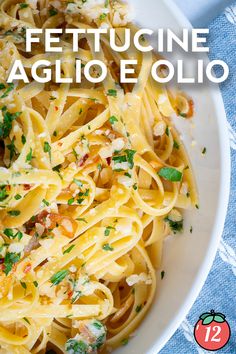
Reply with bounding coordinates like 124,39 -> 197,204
0,0 -> 197,353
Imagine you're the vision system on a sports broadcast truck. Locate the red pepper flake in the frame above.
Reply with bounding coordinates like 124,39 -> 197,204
78,154 -> 89,167
0,258 -> 4,265
55,106 -> 59,111
23,264 -> 32,273
68,290 -> 73,299
106,157 -> 111,166
23,184 -> 31,191
5,185 -> 11,191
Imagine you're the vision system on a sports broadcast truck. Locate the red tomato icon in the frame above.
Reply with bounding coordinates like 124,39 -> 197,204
194,310 -> 231,351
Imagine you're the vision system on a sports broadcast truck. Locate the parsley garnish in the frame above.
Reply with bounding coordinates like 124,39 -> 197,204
21,134 -> 26,145
33,281 -> 38,287
202,147 -> 207,155
19,3 -> 29,8
102,243 -> 114,251
43,142 -> 51,161
135,305 -> 142,313
14,194 -> 22,200
0,84 -> 5,90
158,167 -> 182,182
99,13 -> 107,20
4,252 -> 21,275
63,245 -> 75,255
173,140 -> 180,149
109,115 -> 118,124
121,338 -> 129,346
25,148 -> 33,163
0,83 -> 14,99
4,228 -> 23,240
6,138 -> 17,161
125,149 -> 136,169
67,198 -> 74,205
161,270 -> 165,279
0,108 -> 21,139
107,89 -> 117,97
42,199 -> 49,206
104,226 -> 115,236
76,218 -> 88,223
23,317 -> 30,324
49,8 -> 58,16
20,281 -> 27,290
0,186 -> 8,201
7,210 -> 21,216
50,269 -> 69,286
164,216 -> 183,233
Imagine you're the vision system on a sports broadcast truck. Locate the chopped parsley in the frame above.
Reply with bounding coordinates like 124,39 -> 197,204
125,149 -> 136,169
33,281 -> 38,287
133,183 -> 138,190
7,210 -> 21,216
121,338 -> 129,346
50,269 -> 69,286
43,142 -> 51,161
0,107 -> 21,139
67,198 -> 74,205
4,252 -> 21,275
76,218 -> 88,223
202,147 -> 207,155
21,134 -> 26,145
109,115 -> 118,124
158,167 -> 182,182
179,112 -> 187,118
14,194 -> 22,200
0,186 -> 8,202
65,339 -> 88,354
195,204 -> 199,209
124,172 -> 131,178
6,138 -> 17,161
164,216 -> 183,233
23,317 -> 30,324
173,140 -> 180,149
165,126 -> 170,136
97,163 -> 102,171
102,243 -> 114,251
25,148 -> 33,163
49,8 -> 58,16
20,281 -> 27,290
42,199 -> 49,206
0,83 -> 14,99
161,270 -> 165,279
190,226 -> 193,233
4,228 -> 23,240
99,13 -> 107,20
107,89 -> 117,97
63,245 -> 75,255
19,3 -> 29,8
104,226 -> 115,236
0,83 -> 5,90
135,304 -> 142,313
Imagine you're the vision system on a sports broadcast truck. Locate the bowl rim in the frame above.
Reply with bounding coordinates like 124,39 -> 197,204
146,1 -> 231,352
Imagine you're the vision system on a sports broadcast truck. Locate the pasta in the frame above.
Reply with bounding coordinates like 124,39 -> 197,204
0,0 -> 198,353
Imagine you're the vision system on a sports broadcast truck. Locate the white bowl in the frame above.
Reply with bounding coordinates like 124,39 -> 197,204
116,0 -> 231,353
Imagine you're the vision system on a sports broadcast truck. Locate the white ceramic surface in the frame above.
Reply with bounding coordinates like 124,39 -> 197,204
116,1 -> 231,353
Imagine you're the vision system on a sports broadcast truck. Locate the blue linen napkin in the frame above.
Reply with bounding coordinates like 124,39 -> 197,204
160,2 -> 236,353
